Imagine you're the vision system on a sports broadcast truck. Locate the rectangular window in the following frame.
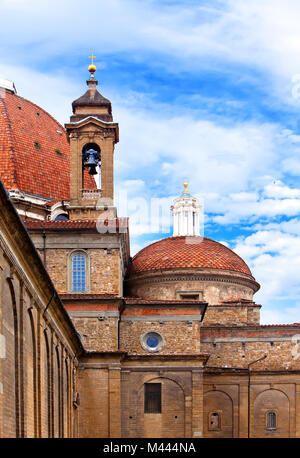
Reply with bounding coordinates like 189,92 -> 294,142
176,291 -> 203,301
267,412 -> 276,430
144,383 -> 161,414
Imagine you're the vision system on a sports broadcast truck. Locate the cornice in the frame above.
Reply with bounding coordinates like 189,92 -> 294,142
126,270 -> 260,292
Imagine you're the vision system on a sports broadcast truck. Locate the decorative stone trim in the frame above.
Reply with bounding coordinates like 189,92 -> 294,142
126,270 -> 259,292
140,331 -> 164,353
122,315 -> 203,322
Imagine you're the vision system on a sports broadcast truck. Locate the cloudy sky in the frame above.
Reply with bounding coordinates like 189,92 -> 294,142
1,0 -> 300,324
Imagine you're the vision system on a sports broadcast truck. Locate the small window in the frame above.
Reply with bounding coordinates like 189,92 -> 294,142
267,411 -> 276,430
176,291 -> 203,301
144,383 -> 161,414
72,253 -> 87,292
180,293 -> 200,300
209,412 -> 221,431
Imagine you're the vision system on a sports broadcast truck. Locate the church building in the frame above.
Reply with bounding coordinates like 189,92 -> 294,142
0,62 -> 300,438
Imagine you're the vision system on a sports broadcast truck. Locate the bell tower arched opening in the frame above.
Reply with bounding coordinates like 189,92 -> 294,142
82,143 -> 101,189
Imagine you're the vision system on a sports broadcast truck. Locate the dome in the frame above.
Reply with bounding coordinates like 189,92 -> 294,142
0,88 -> 96,201
130,236 -> 252,276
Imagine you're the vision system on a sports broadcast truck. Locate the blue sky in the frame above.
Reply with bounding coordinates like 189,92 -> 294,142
1,0 -> 300,323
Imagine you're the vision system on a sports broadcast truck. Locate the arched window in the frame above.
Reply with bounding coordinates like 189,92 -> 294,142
267,411 -> 277,430
54,214 -> 69,221
70,251 -> 89,292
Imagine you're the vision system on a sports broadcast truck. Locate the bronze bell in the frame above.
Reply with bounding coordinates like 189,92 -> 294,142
84,149 -> 100,175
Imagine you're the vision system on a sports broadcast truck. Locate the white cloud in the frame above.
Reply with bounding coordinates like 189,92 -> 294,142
261,303 -> 300,325
264,181 -> 300,198
1,0 -> 300,99
233,230 -> 300,323
251,218 -> 300,235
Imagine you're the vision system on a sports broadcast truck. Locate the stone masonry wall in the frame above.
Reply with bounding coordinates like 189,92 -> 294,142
203,304 -> 261,326
201,327 -> 300,371
120,320 -> 201,355
0,234 -> 78,438
41,247 -> 120,295
71,316 -> 119,352
126,270 -> 256,304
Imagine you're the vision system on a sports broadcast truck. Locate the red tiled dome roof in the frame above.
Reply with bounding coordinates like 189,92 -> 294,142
0,89 -> 95,201
130,236 -> 252,276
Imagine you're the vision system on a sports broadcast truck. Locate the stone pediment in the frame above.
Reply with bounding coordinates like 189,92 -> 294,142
65,116 -> 119,143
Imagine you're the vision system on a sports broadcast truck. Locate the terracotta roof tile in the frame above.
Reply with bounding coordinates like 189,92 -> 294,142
130,236 -> 252,276
25,218 -> 128,230
0,89 -> 96,201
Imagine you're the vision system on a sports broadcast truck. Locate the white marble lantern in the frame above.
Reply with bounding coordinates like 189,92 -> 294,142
171,182 -> 202,236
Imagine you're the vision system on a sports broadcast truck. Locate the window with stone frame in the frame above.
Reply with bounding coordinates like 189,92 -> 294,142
266,411 -> 277,430
69,251 -> 89,293
176,290 -> 203,301
144,383 -> 162,414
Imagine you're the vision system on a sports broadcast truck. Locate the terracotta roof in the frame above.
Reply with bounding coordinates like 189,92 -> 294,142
25,218 -> 128,230
0,89 -> 95,201
129,236 -> 252,276
26,220 -> 99,229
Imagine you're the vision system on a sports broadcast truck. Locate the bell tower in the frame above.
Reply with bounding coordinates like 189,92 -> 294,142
65,57 -> 119,220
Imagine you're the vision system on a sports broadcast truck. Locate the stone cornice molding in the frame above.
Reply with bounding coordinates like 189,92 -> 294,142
126,269 -> 260,293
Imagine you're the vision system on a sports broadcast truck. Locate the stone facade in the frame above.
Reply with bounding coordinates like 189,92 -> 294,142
126,269 -> 258,307
0,183 -> 82,437
1,72 -> 300,440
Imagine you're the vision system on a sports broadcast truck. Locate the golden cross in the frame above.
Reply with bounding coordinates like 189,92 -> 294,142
88,54 -> 96,65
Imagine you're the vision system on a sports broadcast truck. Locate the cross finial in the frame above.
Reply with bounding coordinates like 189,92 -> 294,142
88,54 -> 97,78
89,53 -> 96,65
